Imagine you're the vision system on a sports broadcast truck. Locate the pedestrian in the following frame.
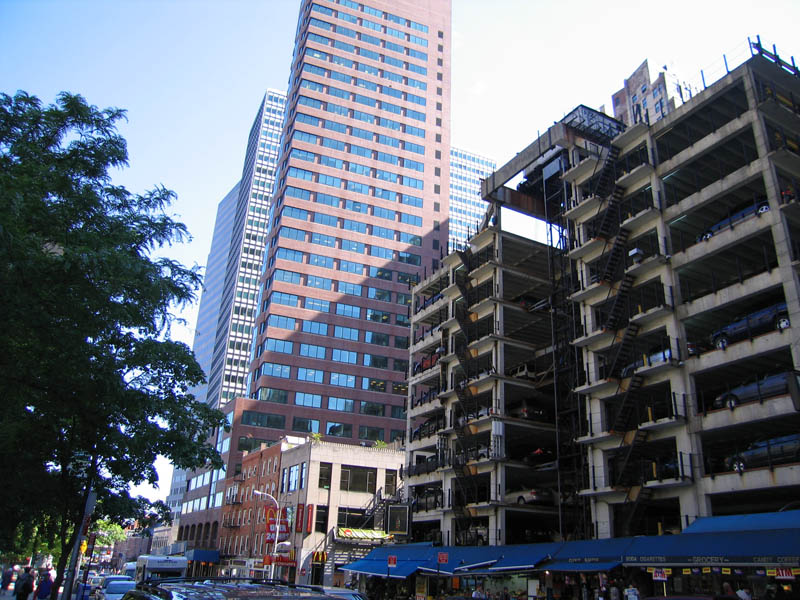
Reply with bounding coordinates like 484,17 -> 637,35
723,583 -> 735,597
2,568 -> 12,595
14,568 -> 33,600
609,581 -> 621,600
502,587 -> 511,600
623,583 -> 639,600
33,572 -> 52,600
473,585 -> 487,600
736,588 -> 752,600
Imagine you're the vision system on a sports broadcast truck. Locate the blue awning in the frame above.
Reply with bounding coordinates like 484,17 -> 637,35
344,557 -> 421,579
538,537 -> 634,572
340,544 -> 437,579
186,549 -> 219,563
623,529 -> 800,566
682,510 -> 800,533
416,546 -> 503,575
489,543 -> 564,572
538,560 -> 622,572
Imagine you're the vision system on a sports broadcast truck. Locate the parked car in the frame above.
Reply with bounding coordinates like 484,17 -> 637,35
97,580 -> 136,600
98,576 -> 133,594
508,399 -> 552,422
712,371 -> 795,408
504,487 -> 555,505
454,405 -> 492,427
724,433 -> 800,473
696,200 -> 769,242
120,579 -> 338,600
620,347 -> 674,378
311,588 -> 368,600
710,301 -> 789,349
645,596 -> 738,600
89,576 -> 105,597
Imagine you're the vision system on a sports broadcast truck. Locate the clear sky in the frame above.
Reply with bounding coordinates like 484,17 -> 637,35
3,0 -> 799,501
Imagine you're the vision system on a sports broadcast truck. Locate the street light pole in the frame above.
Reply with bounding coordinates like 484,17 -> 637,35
253,490 -> 281,580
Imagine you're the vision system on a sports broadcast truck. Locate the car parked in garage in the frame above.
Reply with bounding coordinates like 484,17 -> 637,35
724,433 -> 800,472
712,371 -> 797,408
504,487 -> 555,505
696,200 -> 769,242
710,301 -> 789,349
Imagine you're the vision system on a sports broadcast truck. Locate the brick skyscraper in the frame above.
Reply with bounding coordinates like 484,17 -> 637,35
247,0 -> 452,445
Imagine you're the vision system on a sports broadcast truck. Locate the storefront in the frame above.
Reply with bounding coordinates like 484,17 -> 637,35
342,511 -> 800,600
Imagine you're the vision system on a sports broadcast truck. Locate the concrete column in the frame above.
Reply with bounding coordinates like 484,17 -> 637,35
742,67 -> 800,367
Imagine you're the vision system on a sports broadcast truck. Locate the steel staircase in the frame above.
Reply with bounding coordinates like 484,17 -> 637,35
605,274 -> 635,331
600,228 -> 630,283
447,249 -> 486,544
621,484 -> 654,536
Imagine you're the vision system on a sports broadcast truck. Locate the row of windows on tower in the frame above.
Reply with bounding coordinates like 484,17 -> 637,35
240,410 -> 403,443
254,389 -> 406,418
310,2 -> 430,48
267,256 -> 419,292
303,32 -> 429,77
269,249 -> 421,286
265,287 -> 410,312
261,313 -> 409,349
288,105 -> 427,155
302,44 -> 429,92
256,337 -> 408,372
254,364 -> 402,396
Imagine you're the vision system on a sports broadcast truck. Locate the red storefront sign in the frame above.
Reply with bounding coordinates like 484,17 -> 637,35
296,504 -> 305,532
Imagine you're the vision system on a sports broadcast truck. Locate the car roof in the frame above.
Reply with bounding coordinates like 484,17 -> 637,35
125,579 -> 341,600
106,581 -> 137,591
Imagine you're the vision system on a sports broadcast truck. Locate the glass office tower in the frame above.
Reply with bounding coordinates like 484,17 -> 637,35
167,90 -> 287,524
248,0 -> 452,445
448,146 -> 496,250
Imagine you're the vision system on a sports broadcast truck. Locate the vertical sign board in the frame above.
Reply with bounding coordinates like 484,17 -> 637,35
386,505 -> 410,535
388,555 -> 397,568
296,504 -> 305,532
306,504 -> 314,533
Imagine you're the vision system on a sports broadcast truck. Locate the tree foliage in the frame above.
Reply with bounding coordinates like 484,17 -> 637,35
91,520 -> 127,547
0,91 -> 225,578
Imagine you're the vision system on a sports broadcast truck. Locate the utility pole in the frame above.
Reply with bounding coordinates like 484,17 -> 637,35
60,488 -> 97,600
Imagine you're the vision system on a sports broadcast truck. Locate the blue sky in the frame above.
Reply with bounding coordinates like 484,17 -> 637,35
3,0 -> 799,500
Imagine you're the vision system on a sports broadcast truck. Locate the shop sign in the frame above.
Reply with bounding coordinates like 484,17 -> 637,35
775,568 -> 795,580
652,569 -> 668,582
388,555 -> 397,568
265,516 -> 290,543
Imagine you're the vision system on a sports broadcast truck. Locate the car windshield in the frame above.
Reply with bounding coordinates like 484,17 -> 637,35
106,582 -> 136,594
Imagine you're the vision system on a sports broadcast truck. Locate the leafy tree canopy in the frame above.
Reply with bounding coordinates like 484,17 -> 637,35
91,520 -> 127,547
0,91 -> 225,578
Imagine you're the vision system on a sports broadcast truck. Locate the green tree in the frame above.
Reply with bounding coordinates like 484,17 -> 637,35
91,520 -> 127,548
0,91 -> 226,591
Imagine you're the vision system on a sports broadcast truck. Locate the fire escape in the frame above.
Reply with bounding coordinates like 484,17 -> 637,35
447,247 -> 486,545
591,144 -> 652,535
